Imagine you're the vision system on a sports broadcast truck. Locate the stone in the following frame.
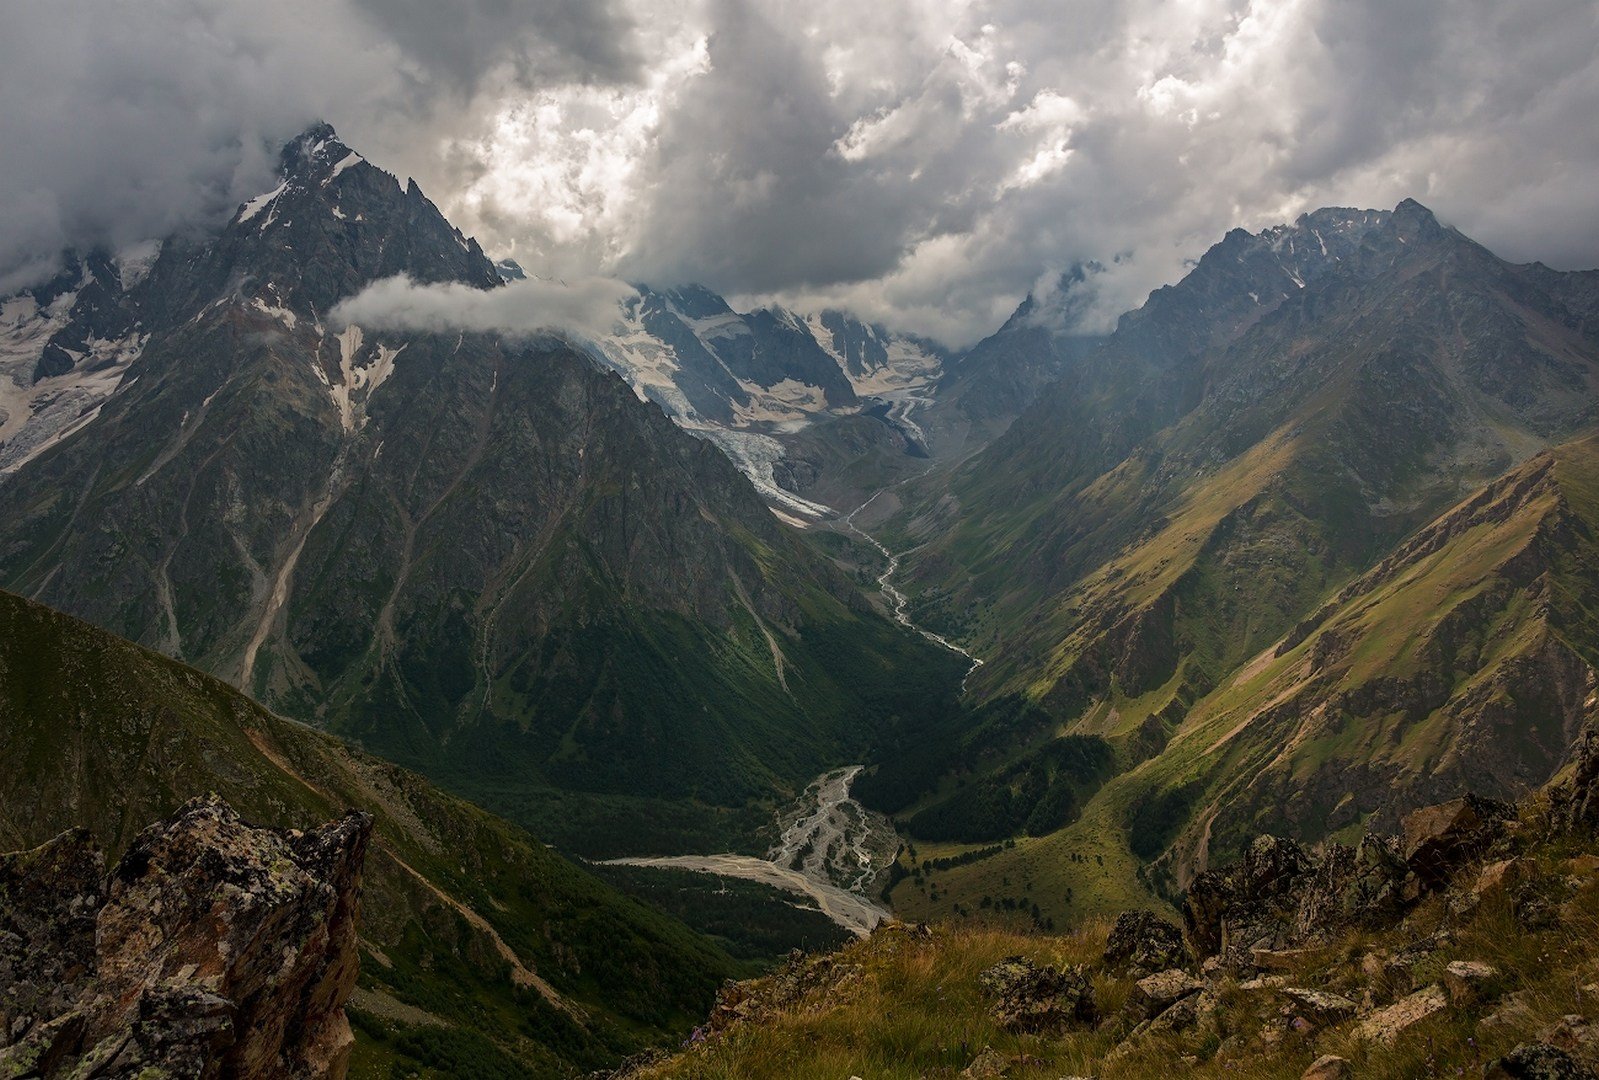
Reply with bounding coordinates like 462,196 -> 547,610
1484,992 -> 1540,1033
1566,855 -> 1599,877
1147,994 -> 1200,1034
1477,859 -> 1531,897
977,956 -> 1097,1033
961,1046 -> 1011,1079
1540,1015 -> 1599,1065
1444,960 -> 1500,1004
1302,1054 -> 1353,1080
1133,969 -> 1205,1014
1281,988 -> 1359,1025
1484,1043 -> 1599,1079
1361,952 -> 1415,1001
1355,984 -> 1450,1045
1104,910 -> 1187,976
1550,729 -> 1599,836
1401,794 -> 1514,893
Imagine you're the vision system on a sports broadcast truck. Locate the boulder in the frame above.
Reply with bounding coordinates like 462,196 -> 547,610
1355,984 -> 1449,1045
1104,910 -> 1186,976
977,956 -> 1097,1033
1281,988 -> 1359,1025
1540,1016 -> 1599,1066
1401,794 -> 1514,893
1183,832 -> 1408,966
1302,1055 -> 1353,1080
1477,859 -> 1531,897
1132,969 -> 1204,1014
0,796 -> 371,1080
1444,960 -> 1500,1004
1484,1043 -> 1599,1079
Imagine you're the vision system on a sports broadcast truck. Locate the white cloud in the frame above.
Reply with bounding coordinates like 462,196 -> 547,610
330,275 -> 635,341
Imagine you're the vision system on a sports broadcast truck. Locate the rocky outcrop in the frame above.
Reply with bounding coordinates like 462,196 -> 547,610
1181,791 -> 1518,966
1103,909 -> 1187,977
1551,728 -> 1599,836
976,956 -> 1097,1033
0,796 -> 370,1079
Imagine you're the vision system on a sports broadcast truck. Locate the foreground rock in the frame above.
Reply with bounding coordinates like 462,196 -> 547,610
978,956 -> 1097,1033
1103,910 -> 1186,976
0,796 -> 371,1079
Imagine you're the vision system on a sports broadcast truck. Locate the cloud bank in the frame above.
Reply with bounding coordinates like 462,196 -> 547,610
4,0 -> 1598,343
331,276 -> 634,341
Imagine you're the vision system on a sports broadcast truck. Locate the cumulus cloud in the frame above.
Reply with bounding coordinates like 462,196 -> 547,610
4,0 -> 1598,344
331,275 -> 635,341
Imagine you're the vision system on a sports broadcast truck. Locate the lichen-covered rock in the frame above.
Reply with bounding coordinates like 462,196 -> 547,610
1485,1043 -> 1599,1079
977,956 -> 1097,1033
1104,910 -> 1186,976
0,795 -> 371,1079
0,828 -> 103,1045
1443,960 -> 1499,1004
1132,969 -> 1203,1015
1281,988 -> 1359,1025
1355,984 -> 1449,1046
1302,1054 -> 1352,1080
1182,832 -> 1408,965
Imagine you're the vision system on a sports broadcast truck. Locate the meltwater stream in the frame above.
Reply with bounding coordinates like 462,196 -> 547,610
841,490 -> 985,688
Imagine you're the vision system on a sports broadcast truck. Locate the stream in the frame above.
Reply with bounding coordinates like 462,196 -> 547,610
841,490 -> 985,688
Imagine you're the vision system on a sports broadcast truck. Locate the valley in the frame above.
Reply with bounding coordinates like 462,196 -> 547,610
3,118 -> 1599,1080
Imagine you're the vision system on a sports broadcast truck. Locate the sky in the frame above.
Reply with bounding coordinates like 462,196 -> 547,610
3,0 -> 1598,345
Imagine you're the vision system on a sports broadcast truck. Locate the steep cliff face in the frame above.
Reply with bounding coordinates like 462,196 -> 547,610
0,797 -> 370,1080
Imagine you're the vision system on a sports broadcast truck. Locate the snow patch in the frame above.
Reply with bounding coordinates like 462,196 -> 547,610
237,180 -> 287,224
330,151 -> 363,180
326,324 -> 403,434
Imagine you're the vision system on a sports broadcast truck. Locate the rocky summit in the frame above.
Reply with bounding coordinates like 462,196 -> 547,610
0,797 -> 370,1080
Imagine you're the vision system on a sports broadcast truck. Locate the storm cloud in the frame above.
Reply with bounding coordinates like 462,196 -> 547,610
3,0 -> 1597,342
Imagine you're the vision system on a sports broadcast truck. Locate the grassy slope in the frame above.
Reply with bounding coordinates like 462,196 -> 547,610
887,434 -> 1599,929
0,588 -> 740,1078
632,828 -> 1599,1079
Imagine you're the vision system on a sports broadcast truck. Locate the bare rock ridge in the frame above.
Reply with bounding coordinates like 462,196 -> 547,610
0,795 -> 370,1080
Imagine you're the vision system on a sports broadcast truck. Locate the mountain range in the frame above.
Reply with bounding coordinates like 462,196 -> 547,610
4,119 -> 1599,1078
0,124 -> 965,856
870,197 -> 1599,924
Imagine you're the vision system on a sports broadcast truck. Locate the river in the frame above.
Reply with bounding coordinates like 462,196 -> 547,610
600,765 -> 897,937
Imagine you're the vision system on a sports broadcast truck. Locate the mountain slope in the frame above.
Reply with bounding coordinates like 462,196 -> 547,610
870,202 -> 1599,924
0,587 -> 737,1077
0,124 -> 965,854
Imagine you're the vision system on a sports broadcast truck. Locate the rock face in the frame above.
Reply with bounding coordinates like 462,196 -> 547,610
1552,729 -> 1599,836
0,796 -> 370,1079
1182,832 -> 1409,966
1181,790 -> 1524,967
1103,910 -> 1187,976
977,956 -> 1097,1033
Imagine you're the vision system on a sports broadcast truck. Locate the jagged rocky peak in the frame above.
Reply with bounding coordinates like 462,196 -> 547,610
135,121 -> 501,326
494,257 -> 527,281
0,795 -> 371,1079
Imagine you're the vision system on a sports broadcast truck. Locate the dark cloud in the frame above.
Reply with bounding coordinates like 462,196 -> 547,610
2,0 -> 1597,342
0,0 -> 638,292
